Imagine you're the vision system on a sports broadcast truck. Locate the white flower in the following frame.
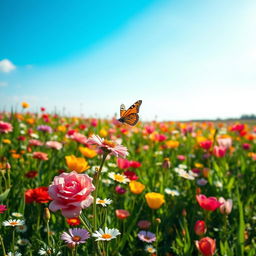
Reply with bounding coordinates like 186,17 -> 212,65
38,247 -> 61,255
145,245 -> 156,254
94,166 -> 108,173
164,188 -> 180,196
96,198 -> 112,207
30,133 -> 39,139
188,170 -> 198,177
7,252 -> 22,256
16,224 -> 27,233
11,212 -> 23,218
17,239 -> 29,246
102,178 -> 113,185
3,219 -> 25,227
108,163 -> 117,168
108,172 -> 130,184
178,164 -> 187,169
92,227 -> 120,241
178,171 -> 195,180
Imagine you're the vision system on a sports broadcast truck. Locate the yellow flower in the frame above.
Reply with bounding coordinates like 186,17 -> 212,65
79,147 -> 97,158
21,102 -> 29,108
129,181 -> 145,194
65,155 -> 90,173
194,162 -> 204,168
2,139 -> 11,144
165,140 -> 179,149
145,192 -> 165,209
57,125 -> 67,132
99,128 -> 108,138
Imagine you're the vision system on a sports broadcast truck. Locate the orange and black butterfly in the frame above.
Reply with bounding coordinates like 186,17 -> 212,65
118,100 -> 142,126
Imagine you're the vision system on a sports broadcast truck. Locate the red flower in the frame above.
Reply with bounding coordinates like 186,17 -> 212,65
194,220 -> 207,236
129,161 -> 141,168
213,146 -> 226,158
124,170 -> 138,181
33,152 -> 48,160
25,170 -> 38,178
199,140 -> 212,150
25,187 -> 52,204
66,217 -> 81,226
196,194 -> 222,211
117,158 -> 130,169
115,209 -> 130,219
196,237 -> 216,256
115,186 -> 126,195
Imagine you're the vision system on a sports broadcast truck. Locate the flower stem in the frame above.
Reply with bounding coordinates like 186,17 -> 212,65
93,153 -> 108,231
12,228 -> 15,254
0,235 -> 6,256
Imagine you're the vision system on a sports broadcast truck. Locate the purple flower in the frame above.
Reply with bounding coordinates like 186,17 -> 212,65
61,228 -> 90,246
138,230 -> 156,243
37,125 -> 52,133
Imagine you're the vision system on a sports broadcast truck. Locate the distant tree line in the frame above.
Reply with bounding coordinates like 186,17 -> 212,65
240,114 -> 256,120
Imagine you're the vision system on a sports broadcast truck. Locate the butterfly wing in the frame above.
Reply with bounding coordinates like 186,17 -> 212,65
121,100 -> 142,117
122,113 -> 139,126
120,104 -> 126,117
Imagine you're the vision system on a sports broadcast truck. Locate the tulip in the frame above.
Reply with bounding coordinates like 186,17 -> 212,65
145,192 -> 165,209
65,155 -> 90,173
129,181 -> 145,194
196,194 -> 222,211
194,220 -> 207,236
219,197 -> 233,215
195,237 -> 216,256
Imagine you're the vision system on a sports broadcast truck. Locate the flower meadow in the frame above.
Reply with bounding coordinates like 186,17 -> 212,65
0,105 -> 256,256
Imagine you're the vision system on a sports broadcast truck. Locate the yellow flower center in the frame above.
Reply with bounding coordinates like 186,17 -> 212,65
102,233 -> 112,239
98,200 -> 105,204
103,140 -> 116,148
72,236 -> 81,242
114,174 -> 125,182
10,221 -> 19,226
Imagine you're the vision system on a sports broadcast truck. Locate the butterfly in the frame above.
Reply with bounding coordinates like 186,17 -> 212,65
118,100 -> 142,126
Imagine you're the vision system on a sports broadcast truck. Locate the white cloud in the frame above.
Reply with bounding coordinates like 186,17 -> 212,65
0,81 -> 8,87
0,59 -> 16,73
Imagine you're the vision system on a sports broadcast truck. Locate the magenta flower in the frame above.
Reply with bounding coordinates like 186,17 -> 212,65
213,146 -> 227,158
61,228 -> 90,246
138,231 -> 156,243
196,194 -> 223,211
87,135 -> 128,158
37,125 -> 52,133
0,204 -> 7,213
49,171 -> 95,218
0,121 -> 13,133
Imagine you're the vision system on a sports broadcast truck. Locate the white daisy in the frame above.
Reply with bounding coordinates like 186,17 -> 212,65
145,245 -> 156,254
7,252 -> 22,256
178,164 -> 187,169
164,188 -> 180,196
108,163 -> 117,168
3,219 -> 25,227
16,224 -> 27,233
11,212 -> 23,218
102,178 -> 113,185
178,170 -> 195,180
188,170 -> 198,177
38,247 -> 61,255
17,239 -> 29,246
108,172 -> 130,184
94,166 -> 108,173
92,227 -> 121,241
96,198 -> 112,207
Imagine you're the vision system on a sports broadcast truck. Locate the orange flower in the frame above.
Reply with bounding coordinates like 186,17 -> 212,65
26,118 -> 35,125
129,181 -> 145,194
57,125 -> 67,132
165,140 -> 179,149
79,147 -> 97,158
21,102 -> 29,108
2,139 -> 11,144
145,192 -> 165,209
65,155 -> 90,173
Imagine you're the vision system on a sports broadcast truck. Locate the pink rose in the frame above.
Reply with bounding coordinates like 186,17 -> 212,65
49,171 -> 95,218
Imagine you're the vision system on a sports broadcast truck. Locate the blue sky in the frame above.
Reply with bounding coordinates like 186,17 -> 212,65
0,0 -> 255,120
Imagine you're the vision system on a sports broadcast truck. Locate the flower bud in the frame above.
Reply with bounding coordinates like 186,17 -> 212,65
194,220 -> 207,236
44,207 -> 51,221
219,197 -> 233,215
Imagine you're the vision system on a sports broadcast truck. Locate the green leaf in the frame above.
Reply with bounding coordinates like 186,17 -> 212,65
0,188 -> 10,201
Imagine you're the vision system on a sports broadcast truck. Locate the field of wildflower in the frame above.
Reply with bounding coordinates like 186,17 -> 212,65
0,104 -> 256,256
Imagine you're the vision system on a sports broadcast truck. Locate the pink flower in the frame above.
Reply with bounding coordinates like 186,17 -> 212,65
200,140 -> 213,150
213,146 -> 227,158
115,209 -> 130,219
129,161 -> 141,168
242,143 -> 251,150
0,121 -> 13,133
33,152 -> 48,160
45,141 -> 63,150
49,171 -> 95,218
70,133 -> 88,145
115,186 -> 126,195
219,197 -> 233,215
61,228 -> 90,246
137,220 -> 151,230
91,119 -> 98,127
217,137 -> 232,148
196,194 -> 222,211
0,204 -> 7,213
29,139 -> 43,146
177,155 -> 186,161
117,158 -> 130,169
87,135 -> 128,158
